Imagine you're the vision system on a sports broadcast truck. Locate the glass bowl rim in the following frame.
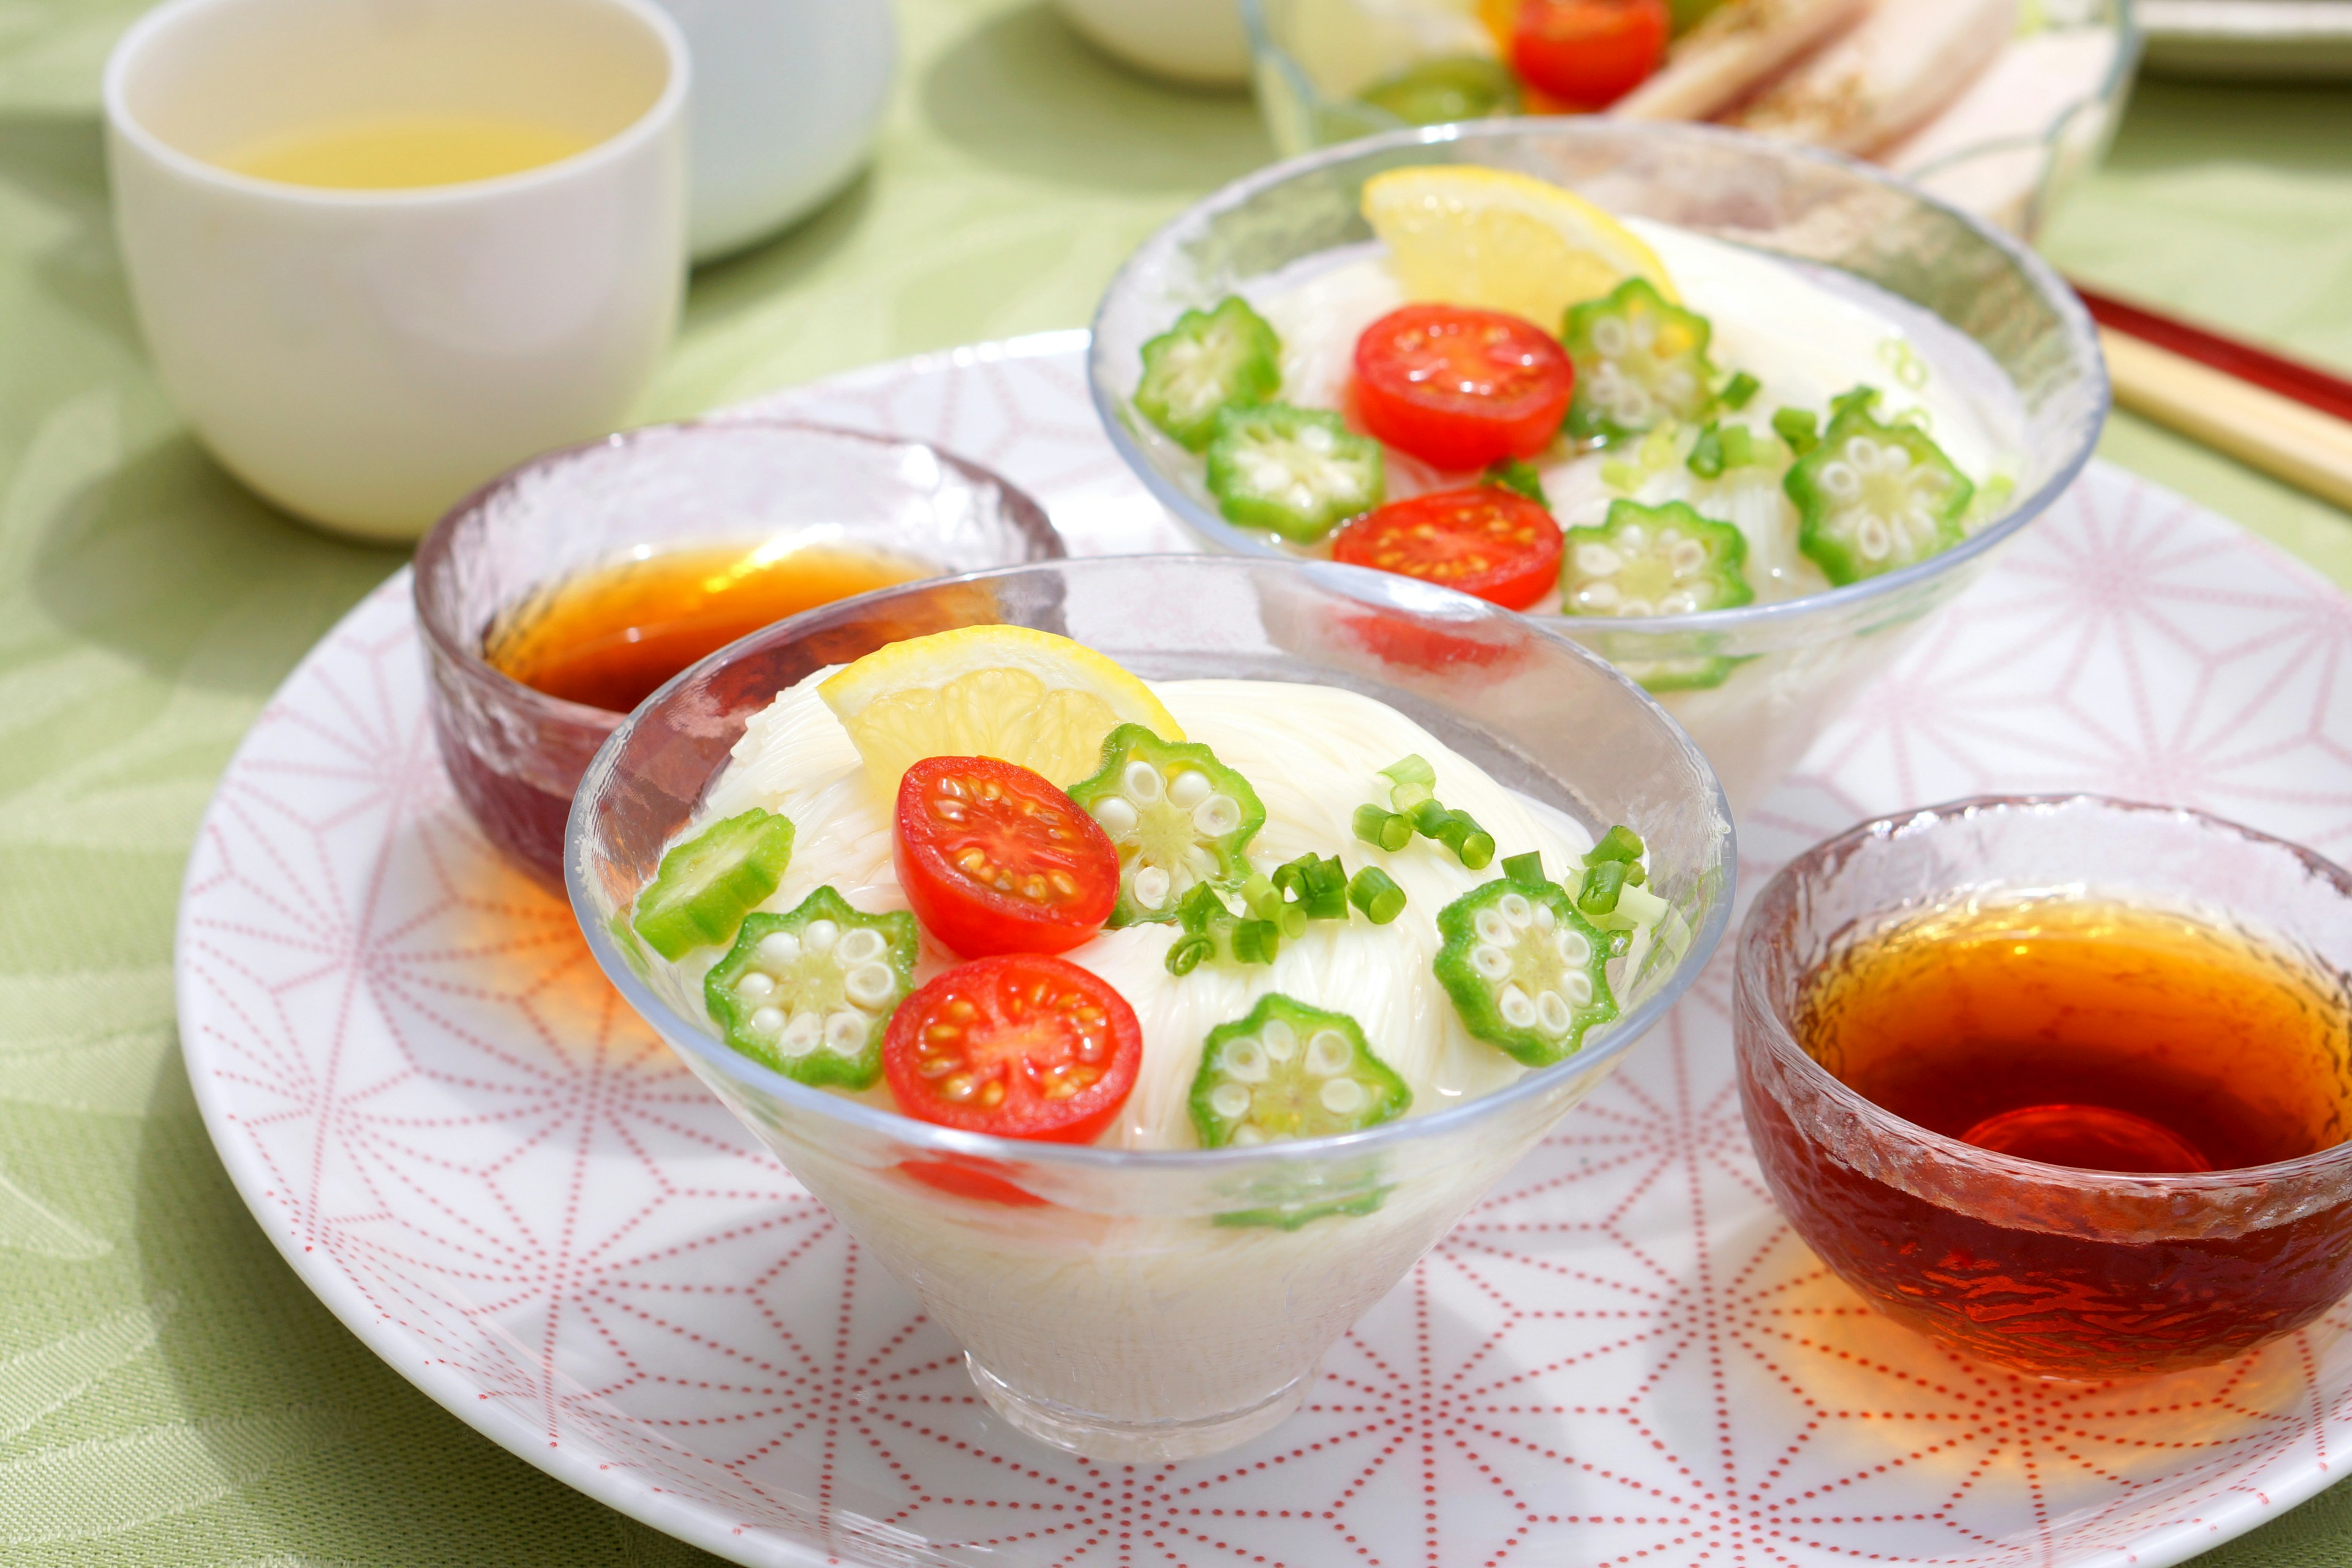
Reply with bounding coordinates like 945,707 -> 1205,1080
410,417 -> 1068,733
1085,116 -> 2112,637
1736,790 -> 2352,1196
564,551 -> 1738,1174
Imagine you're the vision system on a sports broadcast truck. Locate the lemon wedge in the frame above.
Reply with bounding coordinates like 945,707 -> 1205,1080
818,625 -> 1183,794
1362,166 -> 1678,330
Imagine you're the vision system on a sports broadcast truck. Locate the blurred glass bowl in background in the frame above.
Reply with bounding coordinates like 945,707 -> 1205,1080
1242,0 -> 2139,238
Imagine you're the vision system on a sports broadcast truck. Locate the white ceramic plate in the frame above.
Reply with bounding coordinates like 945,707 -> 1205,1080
179,333 -> 2352,1568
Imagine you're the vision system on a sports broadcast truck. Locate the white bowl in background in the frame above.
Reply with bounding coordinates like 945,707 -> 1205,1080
653,0 -> 897,260
1056,0 -> 1253,86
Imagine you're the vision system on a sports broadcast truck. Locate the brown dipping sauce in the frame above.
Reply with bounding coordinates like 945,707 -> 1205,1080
1745,896 -> 2352,1375
485,542 -> 930,713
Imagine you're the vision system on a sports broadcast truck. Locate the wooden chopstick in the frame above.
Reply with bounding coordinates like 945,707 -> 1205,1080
2070,282 -> 2352,514
2073,284 -> 2352,424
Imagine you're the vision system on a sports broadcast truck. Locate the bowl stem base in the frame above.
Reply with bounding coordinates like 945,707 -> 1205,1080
965,1353 -> 1313,1462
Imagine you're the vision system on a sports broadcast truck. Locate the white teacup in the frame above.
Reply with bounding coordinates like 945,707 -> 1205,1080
104,0 -> 690,542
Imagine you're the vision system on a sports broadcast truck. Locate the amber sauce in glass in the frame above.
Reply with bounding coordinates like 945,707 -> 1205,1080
485,542 -> 930,714
1749,898 -> 2352,1376
445,541 -> 929,877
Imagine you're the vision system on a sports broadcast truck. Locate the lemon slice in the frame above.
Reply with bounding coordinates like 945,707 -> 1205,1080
818,625 -> 1183,794
1362,166 -> 1678,330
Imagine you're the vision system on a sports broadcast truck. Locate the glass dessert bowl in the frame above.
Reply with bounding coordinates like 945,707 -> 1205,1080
1736,795 -> 2352,1379
568,555 -> 1735,1460
1087,120 -> 2108,816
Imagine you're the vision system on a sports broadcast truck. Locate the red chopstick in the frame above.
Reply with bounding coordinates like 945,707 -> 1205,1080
2071,281 -> 2352,426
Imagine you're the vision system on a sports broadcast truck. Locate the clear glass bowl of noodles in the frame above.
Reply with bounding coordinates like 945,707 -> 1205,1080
568,556 -> 1735,1463
1087,119 -> 2109,816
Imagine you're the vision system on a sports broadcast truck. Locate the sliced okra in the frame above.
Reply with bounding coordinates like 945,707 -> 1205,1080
1205,404 -> 1385,543
1134,296 -> 1283,453
1358,53 -> 1520,124
1784,394 -> 1975,585
1560,499 -> 1755,619
1434,878 -> 1618,1066
632,808 -> 796,960
703,886 -> 918,1089
1564,277 -> 1719,441
1066,724 -> 1264,926
1189,995 -> 1411,1148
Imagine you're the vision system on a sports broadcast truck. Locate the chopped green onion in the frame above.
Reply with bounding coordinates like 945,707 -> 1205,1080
1409,798 -> 1453,838
1348,866 -> 1407,924
1502,851 -> 1546,887
1772,407 -> 1819,456
1579,859 -> 1632,917
1298,855 -> 1351,921
1232,919 -> 1281,965
1166,934 -> 1215,976
1381,754 -> 1438,811
1482,456 -> 1549,506
1687,423 -> 1727,480
1177,881 -> 1229,933
1600,458 -> 1643,492
1721,371 -> 1760,410
1718,423 -> 1754,468
1587,825 -> 1646,864
1353,803 -> 1413,853
1830,384 -> 1882,422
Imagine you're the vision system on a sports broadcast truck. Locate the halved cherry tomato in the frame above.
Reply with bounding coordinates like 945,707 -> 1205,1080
1509,0 -> 1670,110
883,954 -> 1142,1142
1332,487 -> 1564,609
1353,304 -> 1575,472
894,755 -> 1119,959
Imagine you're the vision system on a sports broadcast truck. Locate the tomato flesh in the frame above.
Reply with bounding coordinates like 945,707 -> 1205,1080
1332,488 -> 1565,609
1353,304 -> 1575,472
883,954 -> 1142,1142
894,755 -> 1119,959
1509,0 -> 1670,109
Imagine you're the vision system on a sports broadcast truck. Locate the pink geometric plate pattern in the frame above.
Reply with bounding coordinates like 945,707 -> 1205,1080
178,335 -> 2352,1568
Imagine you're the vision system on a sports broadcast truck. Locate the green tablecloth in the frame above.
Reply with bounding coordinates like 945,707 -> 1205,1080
1,2 -> 2347,1561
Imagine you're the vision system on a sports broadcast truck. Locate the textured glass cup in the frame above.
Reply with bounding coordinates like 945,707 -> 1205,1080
1736,796 -> 2352,1379
415,420 -> 1060,886
568,556 -> 1735,1460
1237,0 -> 2138,239
1088,121 -> 2109,815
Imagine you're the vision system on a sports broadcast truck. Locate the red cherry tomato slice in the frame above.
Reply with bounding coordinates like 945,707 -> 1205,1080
883,954 -> 1142,1142
894,755 -> 1120,959
1332,487 -> 1565,610
898,1155 -> 1050,1206
1509,0 -> 1670,110
1352,304 -> 1575,472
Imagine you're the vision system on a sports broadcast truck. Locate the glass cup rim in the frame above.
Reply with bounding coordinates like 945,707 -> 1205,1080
1738,791 -> 2352,1196
1085,116 -> 2112,637
565,551 -> 1738,1174
102,0 -> 693,209
410,417 -> 1068,734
